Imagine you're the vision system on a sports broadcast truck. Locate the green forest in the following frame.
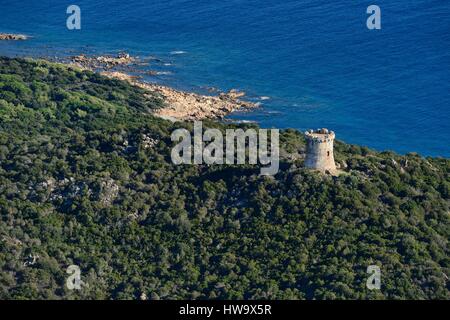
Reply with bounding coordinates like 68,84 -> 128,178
0,57 -> 448,299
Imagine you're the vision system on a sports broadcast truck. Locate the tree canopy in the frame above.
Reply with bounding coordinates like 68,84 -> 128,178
0,57 -> 448,300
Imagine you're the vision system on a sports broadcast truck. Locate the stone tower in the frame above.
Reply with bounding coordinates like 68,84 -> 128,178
304,128 -> 336,172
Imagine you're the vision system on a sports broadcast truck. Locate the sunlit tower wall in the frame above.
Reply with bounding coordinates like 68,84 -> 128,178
304,128 -> 336,172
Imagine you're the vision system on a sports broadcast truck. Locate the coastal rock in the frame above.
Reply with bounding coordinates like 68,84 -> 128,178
149,86 -> 257,120
100,70 -> 258,120
0,33 -> 28,41
221,89 -> 246,100
100,71 -> 141,82
69,53 -> 135,70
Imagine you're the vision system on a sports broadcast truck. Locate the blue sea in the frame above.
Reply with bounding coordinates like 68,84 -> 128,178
0,0 -> 449,157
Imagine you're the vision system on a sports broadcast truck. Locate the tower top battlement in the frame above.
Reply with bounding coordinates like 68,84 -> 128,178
305,128 -> 335,142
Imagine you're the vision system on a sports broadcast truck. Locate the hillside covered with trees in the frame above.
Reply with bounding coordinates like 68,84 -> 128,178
0,57 -> 448,299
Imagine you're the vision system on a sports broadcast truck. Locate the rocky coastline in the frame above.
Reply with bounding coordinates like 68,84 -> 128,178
63,53 -> 258,121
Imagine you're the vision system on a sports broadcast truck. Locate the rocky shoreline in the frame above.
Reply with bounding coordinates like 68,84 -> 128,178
64,53 -> 258,120
0,33 -> 28,41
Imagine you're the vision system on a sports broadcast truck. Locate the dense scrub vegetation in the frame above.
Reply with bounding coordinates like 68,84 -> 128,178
0,57 -> 448,299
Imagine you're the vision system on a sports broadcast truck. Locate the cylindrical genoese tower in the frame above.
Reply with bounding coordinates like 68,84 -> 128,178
304,128 -> 336,172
